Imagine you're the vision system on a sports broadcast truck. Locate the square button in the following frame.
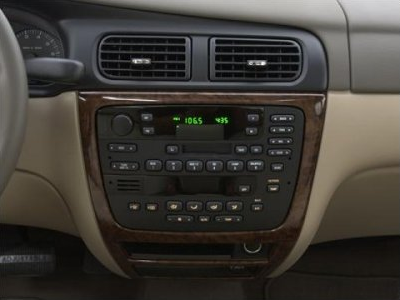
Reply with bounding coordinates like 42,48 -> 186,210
206,161 -> 224,172
141,113 -> 153,122
146,160 -> 163,171
167,201 -> 183,212
250,145 -> 263,154
187,201 -> 203,212
128,202 -> 141,211
206,202 -> 223,212
238,185 -> 251,194
166,145 -> 179,154
235,145 -> 248,155
199,216 -> 211,223
227,161 -> 244,172
142,127 -> 155,135
271,163 -> 284,172
245,127 -> 258,136
247,160 -> 265,172
146,203 -> 158,211
186,161 -> 204,172
247,114 -> 260,123
267,185 -> 280,193
166,160 -> 183,172
226,201 -> 243,212
251,204 -> 264,212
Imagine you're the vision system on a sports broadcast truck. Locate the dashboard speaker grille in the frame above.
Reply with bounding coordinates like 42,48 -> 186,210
210,37 -> 302,82
99,35 -> 191,80
116,178 -> 142,192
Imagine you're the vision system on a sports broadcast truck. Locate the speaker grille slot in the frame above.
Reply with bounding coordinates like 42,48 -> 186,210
116,178 -> 142,192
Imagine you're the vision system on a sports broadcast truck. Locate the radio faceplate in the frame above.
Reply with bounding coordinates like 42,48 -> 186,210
97,105 -> 304,232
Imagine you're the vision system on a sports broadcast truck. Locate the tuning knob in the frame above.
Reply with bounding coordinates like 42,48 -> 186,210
111,114 -> 133,136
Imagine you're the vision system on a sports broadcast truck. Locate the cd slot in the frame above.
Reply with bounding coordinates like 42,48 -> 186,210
182,143 -> 232,154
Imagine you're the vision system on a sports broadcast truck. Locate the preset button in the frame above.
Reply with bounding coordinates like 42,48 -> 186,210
247,160 -> 265,172
186,161 -> 204,172
166,160 -> 183,172
206,161 -> 224,172
146,160 -> 163,171
227,161 -> 244,172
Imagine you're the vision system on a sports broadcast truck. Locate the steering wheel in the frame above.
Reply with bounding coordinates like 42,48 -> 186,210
0,9 -> 28,197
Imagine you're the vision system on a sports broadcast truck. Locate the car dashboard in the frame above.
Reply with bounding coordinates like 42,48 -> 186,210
0,0 -> 399,281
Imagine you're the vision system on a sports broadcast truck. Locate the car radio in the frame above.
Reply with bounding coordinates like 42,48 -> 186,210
96,105 -> 304,232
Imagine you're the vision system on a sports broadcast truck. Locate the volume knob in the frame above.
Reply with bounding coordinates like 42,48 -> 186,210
111,114 -> 133,136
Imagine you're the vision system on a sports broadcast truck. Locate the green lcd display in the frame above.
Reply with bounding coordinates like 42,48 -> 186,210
172,115 -> 230,125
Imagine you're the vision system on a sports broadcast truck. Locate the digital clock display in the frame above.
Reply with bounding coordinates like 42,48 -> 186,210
172,115 -> 231,125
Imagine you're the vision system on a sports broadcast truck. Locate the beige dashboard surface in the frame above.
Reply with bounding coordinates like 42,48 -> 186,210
0,91 -> 399,277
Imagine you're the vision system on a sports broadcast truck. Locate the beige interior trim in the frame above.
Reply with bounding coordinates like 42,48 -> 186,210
271,92 -> 400,276
0,171 -> 78,236
4,93 -> 126,277
313,166 -> 400,244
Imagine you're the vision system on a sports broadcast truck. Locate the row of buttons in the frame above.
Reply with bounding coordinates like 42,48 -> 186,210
129,201 -> 264,213
166,215 -> 244,223
109,143 -> 293,156
166,143 -> 292,155
111,160 -> 286,173
144,160 -> 266,172
166,201 -> 263,213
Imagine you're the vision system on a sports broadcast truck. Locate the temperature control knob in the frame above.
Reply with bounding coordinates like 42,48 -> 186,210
111,114 -> 133,136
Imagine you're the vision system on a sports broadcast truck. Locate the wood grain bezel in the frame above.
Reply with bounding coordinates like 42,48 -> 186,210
79,92 -> 326,278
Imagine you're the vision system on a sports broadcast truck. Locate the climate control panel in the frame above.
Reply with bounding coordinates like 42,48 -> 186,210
96,105 -> 304,232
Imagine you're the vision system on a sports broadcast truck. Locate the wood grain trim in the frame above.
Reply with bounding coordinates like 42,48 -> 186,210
78,92 -> 326,278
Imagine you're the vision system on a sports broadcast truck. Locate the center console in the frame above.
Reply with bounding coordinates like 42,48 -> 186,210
79,92 -> 326,279
97,105 -> 304,232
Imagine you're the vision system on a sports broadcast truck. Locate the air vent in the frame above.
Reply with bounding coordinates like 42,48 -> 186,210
115,178 -> 142,193
99,35 -> 191,80
210,38 -> 302,82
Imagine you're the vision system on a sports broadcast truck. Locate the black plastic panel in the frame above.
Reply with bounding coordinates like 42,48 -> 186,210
97,105 -> 305,232
1,0 -> 328,96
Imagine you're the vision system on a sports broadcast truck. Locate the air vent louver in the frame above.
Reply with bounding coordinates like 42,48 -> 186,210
99,35 -> 191,80
210,38 -> 302,82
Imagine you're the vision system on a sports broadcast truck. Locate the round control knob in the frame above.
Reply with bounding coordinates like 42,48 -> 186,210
243,243 -> 263,255
111,114 -> 133,136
